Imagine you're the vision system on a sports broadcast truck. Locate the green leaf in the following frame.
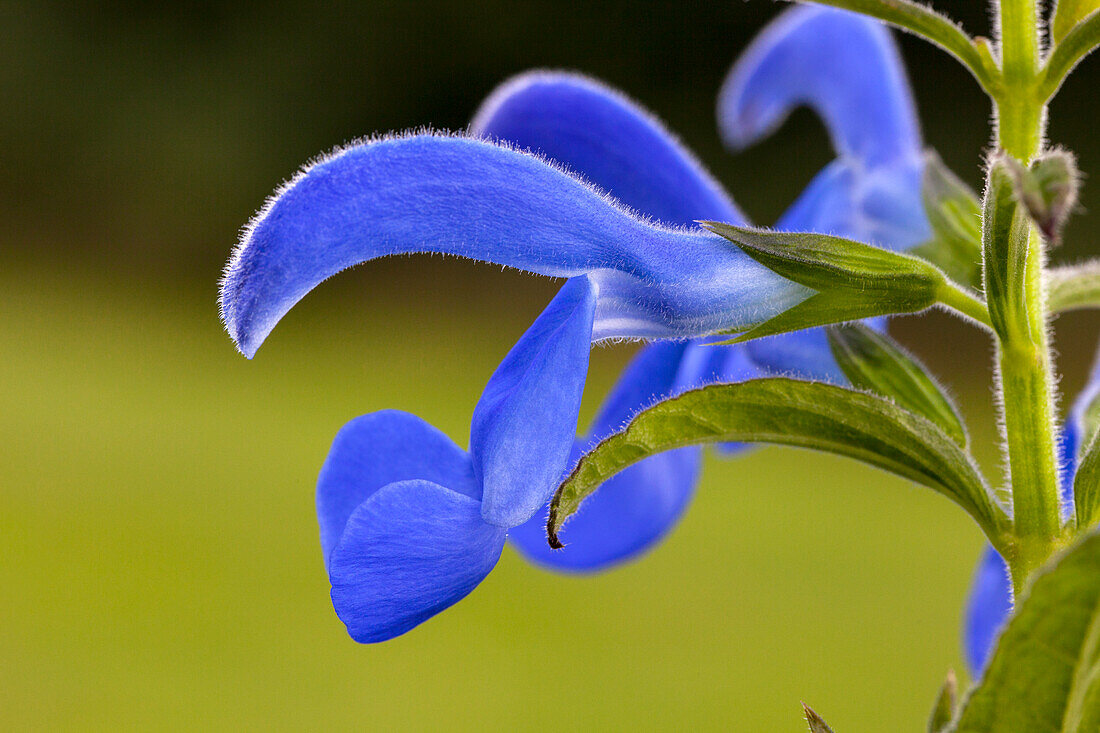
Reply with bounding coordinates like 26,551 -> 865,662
547,378 -> 1005,548
1053,0 -> 1100,43
1040,8 -> 1100,100
912,152 -> 983,291
1049,262 -> 1100,313
981,155 -> 1035,344
952,528 -> 1100,732
928,670 -> 957,733
827,324 -> 967,446
1005,149 -> 1080,244
795,0 -> 996,93
803,703 -> 836,733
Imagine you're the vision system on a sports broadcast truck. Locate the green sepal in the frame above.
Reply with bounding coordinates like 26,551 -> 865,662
1053,0 -> 1100,43
717,290 -> 932,346
702,222 -> 945,295
952,528 -> 1100,732
928,670 -> 957,733
912,152 -> 983,291
827,323 -> 968,447
802,703 -> 836,733
981,155 -> 1035,344
1049,262 -> 1100,312
1005,149 -> 1080,244
701,222 -> 948,341
547,378 -> 1005,549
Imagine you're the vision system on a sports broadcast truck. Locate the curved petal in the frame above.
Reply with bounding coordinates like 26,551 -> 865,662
510,340 -> 704,570
509,440 -> 702,571
963,546 -> 1012,675
587,340 -> 693,439
718,5 -> 920,167
316,410 -> 478,565
220,134 -> 805,357
471,277 -> 596,528
471,70 -> 746,227
328,479 -> 507,643
776,158 -> 928,251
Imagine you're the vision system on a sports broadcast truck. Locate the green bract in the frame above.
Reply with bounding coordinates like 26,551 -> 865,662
1005,149 -> 1080,244
803,704 -> 837,733
928,671 -> 958,733
826,324 -> 968,446
982,156 -> 1035,344
913,153 -> 983,291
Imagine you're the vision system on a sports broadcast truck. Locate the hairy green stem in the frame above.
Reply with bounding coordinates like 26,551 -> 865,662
996,0 -> 1043,160
938,281 -> 993,328
993,0 -> 1064,589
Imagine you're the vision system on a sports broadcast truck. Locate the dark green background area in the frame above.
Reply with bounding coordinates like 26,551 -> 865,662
2,2 -> 1098,729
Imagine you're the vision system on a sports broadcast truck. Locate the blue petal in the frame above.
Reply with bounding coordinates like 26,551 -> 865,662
220,134 -> 805,357
509,340 -> 703,570
777,158 -> 928,251
587,340 -> 693,439
509,440 -> 702,571
745,330 -> 846,384
327,479 -> 507,643
472,71 -> 746,227
963,546 -> 1012,675
316,410 -> 478,566
718,5 -> 920,167
471,277 -> 597,528
673,338 -> 763,393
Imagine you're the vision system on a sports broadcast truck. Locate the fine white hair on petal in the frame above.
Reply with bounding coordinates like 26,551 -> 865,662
219,128 -> 755,336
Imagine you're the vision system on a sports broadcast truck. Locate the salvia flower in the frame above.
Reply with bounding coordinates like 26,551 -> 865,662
221,6 -> 932,642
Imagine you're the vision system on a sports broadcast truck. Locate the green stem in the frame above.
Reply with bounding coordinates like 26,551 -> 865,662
993,0 -> 1063,590
998,0 -> 1040,89
938,281 -> 993,328
996,0 -> 1043,160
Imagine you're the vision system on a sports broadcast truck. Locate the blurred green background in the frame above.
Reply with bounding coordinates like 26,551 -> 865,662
3,2 -> 1099,730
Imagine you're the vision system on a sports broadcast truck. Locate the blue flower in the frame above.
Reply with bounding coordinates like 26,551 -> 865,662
963,351 -> 1100,673
221,6 -> 930,642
